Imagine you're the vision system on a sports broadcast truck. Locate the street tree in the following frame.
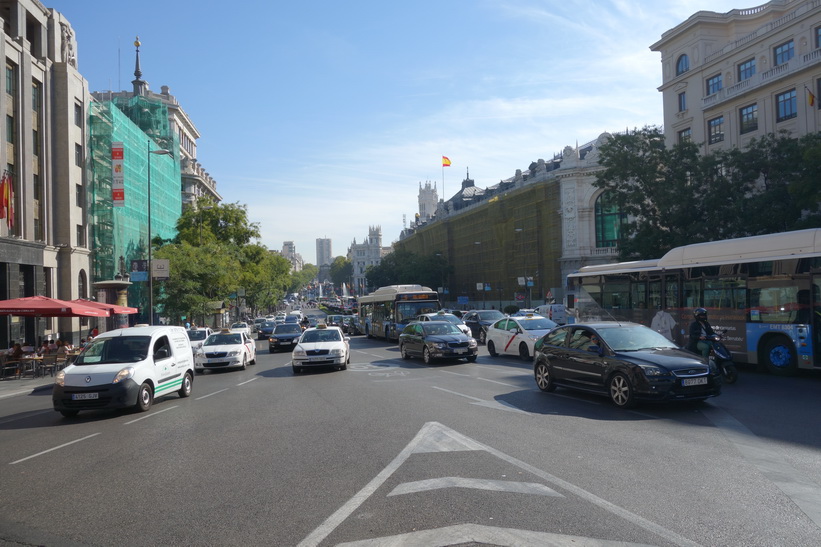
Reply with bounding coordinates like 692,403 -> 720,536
329,256 -> 353,289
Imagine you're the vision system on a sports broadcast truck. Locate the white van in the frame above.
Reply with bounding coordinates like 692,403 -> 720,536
535,304 -> 567,325
53,325 -> 195,418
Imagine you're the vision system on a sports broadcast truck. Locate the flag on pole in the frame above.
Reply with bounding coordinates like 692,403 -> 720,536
5,172 -> 13,229
806,85 -> 816,107
0,172 -> 6,220
442,156 -> 451,167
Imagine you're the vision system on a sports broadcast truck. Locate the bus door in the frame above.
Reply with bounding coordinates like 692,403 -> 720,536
812,277 -> 821,365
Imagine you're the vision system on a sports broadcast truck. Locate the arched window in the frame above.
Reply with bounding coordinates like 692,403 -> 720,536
595,192 -> 625,248
676,54 -> 690,76
77,270 -> 88,299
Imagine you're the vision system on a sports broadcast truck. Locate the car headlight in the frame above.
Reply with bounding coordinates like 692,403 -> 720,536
55,370 -> 66,387
528,334 -> 540,341
431,342 -> 448,350
293,349 -> 306,358
228,350 -> 241,357
468,339 -> 478,348
113,367 -> 135,384
330,348 -> 344,356
639,365 -> 665,376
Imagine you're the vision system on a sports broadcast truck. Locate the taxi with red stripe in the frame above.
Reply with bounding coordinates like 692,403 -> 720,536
485,313 -> 557,361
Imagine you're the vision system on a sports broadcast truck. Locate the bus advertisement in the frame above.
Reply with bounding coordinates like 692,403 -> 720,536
358,285 -> 440,341
567,229 -> 821,376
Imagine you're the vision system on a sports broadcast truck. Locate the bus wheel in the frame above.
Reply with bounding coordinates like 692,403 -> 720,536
762,337 -> 797,376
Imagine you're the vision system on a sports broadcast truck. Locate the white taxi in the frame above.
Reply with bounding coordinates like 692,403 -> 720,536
486,314 -> 557,361
195,329 -> 256,373
292,324 -> 350,374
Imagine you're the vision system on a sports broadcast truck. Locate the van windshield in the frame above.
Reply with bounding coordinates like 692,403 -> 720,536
74,336 -> 151,365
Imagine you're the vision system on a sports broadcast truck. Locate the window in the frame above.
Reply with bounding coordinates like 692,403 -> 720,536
677,128 -> 691,143
32,129 -> 39,156
74,143 -> 83,166
5,115 -> 13,143
594,191 -> 625,248
706,73 -> 723,95
774,40 -> 794,66
738,58 -> 755,81
708,116 -> 724,144
32,81 -> 40,112
676,54 -> 689,76
34,173 -> 41,201
74,103 -> 82,127
76,224 -> 86,247
5,64 -> 16,95
817,26 -> 821,49
678,92 -> 686,112
740,104 -> 758,134
776,88 -> 797,122
76,184 -> 84,207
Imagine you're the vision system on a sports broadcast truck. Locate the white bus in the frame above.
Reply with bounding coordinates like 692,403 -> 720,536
358,285 -> 440,341
568,229 -> 821,375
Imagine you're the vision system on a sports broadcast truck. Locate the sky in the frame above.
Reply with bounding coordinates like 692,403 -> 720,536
47,0 -> 745,265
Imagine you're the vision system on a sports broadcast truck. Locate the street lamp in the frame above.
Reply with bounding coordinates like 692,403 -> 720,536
147,142 -> 174,325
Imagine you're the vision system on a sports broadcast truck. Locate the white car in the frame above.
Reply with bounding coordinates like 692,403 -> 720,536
229,321 -> 252,338
186,327 -> 213,352
416,312 -> 472,336
292,324 -> 350,374
485,314 -> 557,361
195,329 -> 256,373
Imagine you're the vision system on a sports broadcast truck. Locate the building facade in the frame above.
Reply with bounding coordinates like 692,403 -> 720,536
651,0 -> 821,151
0,2 -> 91,347
281,240 -> 303,272
316,238 -> 332,266
347,226 -> 391,295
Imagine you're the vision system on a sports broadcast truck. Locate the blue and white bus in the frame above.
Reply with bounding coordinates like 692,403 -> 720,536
567,229 -> 821,375
358,285 -> 440,341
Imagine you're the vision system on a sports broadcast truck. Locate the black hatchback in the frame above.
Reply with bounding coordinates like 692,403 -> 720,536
533,322 -> 722,408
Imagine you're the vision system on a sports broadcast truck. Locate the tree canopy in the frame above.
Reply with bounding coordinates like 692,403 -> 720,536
594,127 -> 821,260
365,249 -> 451,291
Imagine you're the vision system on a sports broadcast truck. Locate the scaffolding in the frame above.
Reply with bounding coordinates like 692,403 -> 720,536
88,96 -> 181,314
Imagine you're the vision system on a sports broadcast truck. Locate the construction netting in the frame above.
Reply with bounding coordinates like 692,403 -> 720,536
88,96 -> 181,296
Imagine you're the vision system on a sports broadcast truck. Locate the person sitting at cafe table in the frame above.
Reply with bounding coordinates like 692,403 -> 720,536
47,339 -> 58,352
8,343 -> 24,360
37,340 -> 50,356
22,342 -> 35,353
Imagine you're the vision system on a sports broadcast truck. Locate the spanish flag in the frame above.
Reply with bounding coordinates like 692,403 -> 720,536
807,85 -> 816,107
442,156 -> 451,167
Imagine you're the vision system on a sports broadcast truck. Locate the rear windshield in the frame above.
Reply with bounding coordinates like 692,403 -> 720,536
75,336 -> 151,365
187,330 -> 208,341
205,333 -> 243,346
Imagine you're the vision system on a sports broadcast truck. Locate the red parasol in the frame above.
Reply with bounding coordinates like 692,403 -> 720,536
0,295 -> 110,317
71,299 -> 138,315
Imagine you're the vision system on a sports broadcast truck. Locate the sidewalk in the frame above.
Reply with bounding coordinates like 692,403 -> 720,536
0,373 -> 55,399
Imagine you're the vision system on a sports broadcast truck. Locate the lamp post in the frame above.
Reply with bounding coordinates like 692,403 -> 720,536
147,142 -> 174,325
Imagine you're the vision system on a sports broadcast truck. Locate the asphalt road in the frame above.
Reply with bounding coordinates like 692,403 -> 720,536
1,330 -> 821,546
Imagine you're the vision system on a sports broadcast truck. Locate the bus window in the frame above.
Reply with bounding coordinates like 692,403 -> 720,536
704,278 -> 746,310
602,279 -> 629,309
683,279 -> 701,308
664,274 -> 679,309
749,285 -> 799,323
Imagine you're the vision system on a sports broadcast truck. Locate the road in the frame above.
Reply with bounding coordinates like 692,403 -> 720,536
1,325 -> 821,546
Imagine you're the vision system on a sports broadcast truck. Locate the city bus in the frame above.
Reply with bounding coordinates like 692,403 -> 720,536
358,285 -> 440,341
567,229 -> 821,376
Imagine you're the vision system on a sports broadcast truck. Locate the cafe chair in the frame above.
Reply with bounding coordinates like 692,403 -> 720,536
40,354 -> 58,377
17,356 -> 38,379
0,354 -> 21,379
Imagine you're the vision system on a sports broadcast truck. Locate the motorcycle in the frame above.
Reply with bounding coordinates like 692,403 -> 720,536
706,331 -> 738,384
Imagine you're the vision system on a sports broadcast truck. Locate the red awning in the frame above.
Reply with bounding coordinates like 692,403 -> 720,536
0,296 -> 110,317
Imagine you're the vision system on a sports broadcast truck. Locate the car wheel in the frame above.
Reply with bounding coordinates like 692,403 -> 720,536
292,365 -> 301,374
400,343 -> 411,360
762,337 -> 797,376
136,382 -> 153,412
241,355 -> 247,371
178,372 -> 193,398
479,329 -> 487,344
519,343 -> 530,361
195,369 -> 204,375
466,355 -> 477,363
609,373 -> 636,408
251,352 -> 256,365
423,347 -> 433,364
487,340 -> 498,356
534,361 -> 556,392
346,351 -> 351,365
59,409 -> 79,418
339,363 -> 347,371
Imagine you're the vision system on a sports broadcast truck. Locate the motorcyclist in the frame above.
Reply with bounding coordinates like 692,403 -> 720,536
688,307 -> 715,358
300,316 -> 310,329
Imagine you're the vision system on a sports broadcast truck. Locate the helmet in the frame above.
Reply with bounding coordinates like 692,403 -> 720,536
693,307 -> 708,320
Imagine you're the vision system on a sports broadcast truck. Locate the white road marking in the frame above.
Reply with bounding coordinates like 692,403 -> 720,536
124,405 -> 178,425
195,388 -> 229,400
336,523 -> 658,547
432,386 -> 530,414
299,422 -> 699,547
388,477 -> 561,497
9,433 -> 101,465
237,377 -> 258,386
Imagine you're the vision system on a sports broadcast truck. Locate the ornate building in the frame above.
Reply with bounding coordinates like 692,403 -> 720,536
347,226 -> 391,295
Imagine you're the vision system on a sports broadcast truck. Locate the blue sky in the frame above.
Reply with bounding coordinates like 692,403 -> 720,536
48,0 -> 743,264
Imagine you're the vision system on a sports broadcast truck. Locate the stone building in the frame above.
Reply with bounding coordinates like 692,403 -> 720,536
347,226 -> 391,296
651,0 -> 821,151
0,2 -> 91,347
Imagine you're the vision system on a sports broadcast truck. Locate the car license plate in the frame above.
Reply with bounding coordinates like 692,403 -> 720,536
72,392 -> 99,400
309,357 -> 325,362
454,348 -> 467,354
682,377 -> 708,387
